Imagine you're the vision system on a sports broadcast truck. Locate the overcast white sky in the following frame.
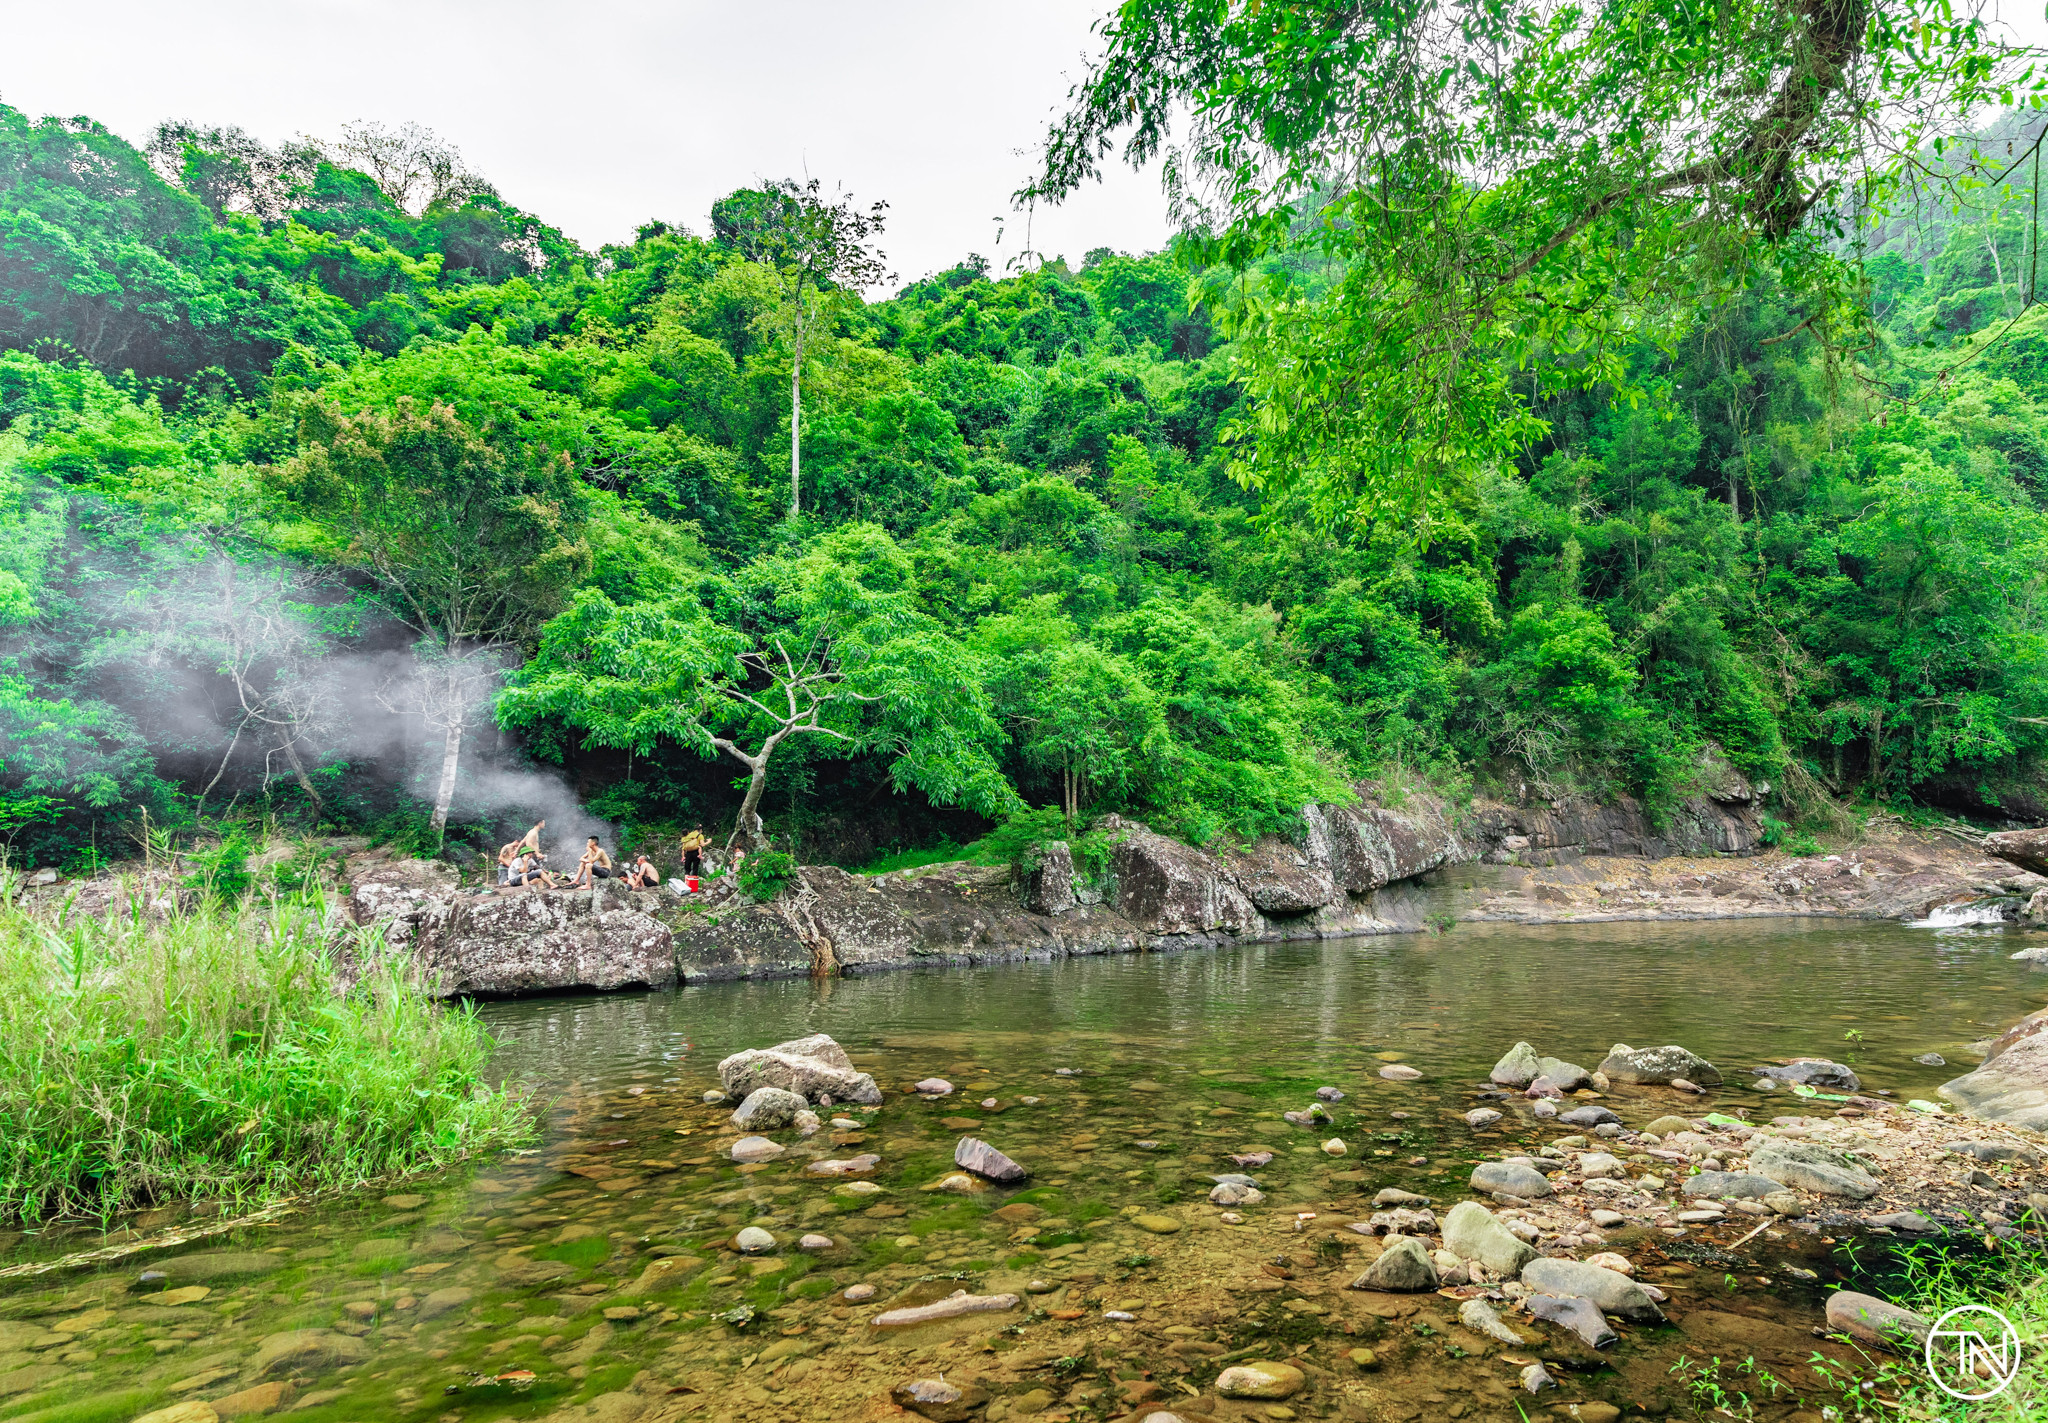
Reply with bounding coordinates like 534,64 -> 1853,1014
6,0 -> 2048,292
0,0 -> 1167,288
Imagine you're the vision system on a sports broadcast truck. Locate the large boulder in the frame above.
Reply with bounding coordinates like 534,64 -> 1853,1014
1224,835 -> 1337,914
1599,1043 -> 1723,1087
718,1034 -> 884,1106
1986,828 -> 2048,877
346,851 -> 673,996
1941,1023 -> 2048,1129
1307,792 -> 1465,894
1022,842 -> 1077,916
1106,821 -> 1259,935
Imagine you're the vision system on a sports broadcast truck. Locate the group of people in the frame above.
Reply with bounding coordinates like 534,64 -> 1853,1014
491,821 -> 726,894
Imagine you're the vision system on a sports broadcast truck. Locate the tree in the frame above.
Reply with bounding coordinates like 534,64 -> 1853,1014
1027,0 -> 2030,542
275,397 -> 590,835
89,540 -> 336,817
715,180 -> 891,517
499,526 -> 1017,848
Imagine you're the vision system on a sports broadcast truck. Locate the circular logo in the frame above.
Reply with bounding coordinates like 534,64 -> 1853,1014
1926,1304 -> 2022,1401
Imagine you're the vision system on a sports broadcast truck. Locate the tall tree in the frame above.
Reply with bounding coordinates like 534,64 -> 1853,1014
1027,0 -> 2031,543
499,526 -> 1016,848
275,397 -> 590,835
716,180 -> 891,517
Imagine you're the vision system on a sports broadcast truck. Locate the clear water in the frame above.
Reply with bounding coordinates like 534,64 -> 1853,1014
3,917 -> 2042,1423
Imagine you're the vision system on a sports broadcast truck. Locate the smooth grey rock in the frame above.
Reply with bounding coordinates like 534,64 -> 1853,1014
729,1136 -> 784,1163
1316,1085 -> 1346,1102
1378,1064 -> 1424,1081
718,1034 -> 884,1105
1916,1052 -> 1947,1067
1576,1152 -> 1623,1178
955,1137 -> 1028,1182
1525,1076 -> 1564,1099
1751,1140 -> 1879,1198
1755,1159 -> 1878,1198
1758,1058 -> 1860,1091
1440,1201 -> 1536,1275
1559,1105 -> 1619,1127
1825,1290 -> 1931,1350
1941,1029 -> 2048,1129
1521,1258 -> 1665,1322
1459,1297 -> 1524,1344
1373,1187 -> 1432,1208
1536,1057 -> 1592,1091
915,1078 -> 954,1095
1865,1211 -> 1940,1234
872,1291 -> 1020,1329
730,1086 -> 808,1130
251,1329 -> 370,1379
1521,1362 -> 1556,1393
735,1227 -> 776,1254
1599,1042 -> 1723,1087
1682,1171 -> 1784,1200
1465,1108 -> 1503,1127
804,1153 -> 881,1177
1526,1294 -> 1618,1348
1531,1099 -> 1558,1119
1986,827 -> 2048,876
797,1233 -> 835,1251
1946,1139 -> 2042,1166
1351,1235 -> 1438,1292
151,1251 -> 280,1284
1491,1042 -> 1542,1088
1470,1162 -> 1553,1198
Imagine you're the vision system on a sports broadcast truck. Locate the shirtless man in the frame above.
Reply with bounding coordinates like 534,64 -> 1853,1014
571,836 -> 614,888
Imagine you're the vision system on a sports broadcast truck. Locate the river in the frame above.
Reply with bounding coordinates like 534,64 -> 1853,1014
2,916 -> 2040,1422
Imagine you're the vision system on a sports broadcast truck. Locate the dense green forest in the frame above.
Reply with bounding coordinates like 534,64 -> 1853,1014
3,98 -> 2047,870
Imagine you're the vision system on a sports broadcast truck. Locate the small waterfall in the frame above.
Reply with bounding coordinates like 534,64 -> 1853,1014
1909,899 -> 2012,929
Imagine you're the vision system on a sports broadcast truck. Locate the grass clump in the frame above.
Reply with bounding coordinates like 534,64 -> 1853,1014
0,881 -> 531,1224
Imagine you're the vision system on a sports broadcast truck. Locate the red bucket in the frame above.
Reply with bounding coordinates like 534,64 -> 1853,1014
686,875 -> 700,893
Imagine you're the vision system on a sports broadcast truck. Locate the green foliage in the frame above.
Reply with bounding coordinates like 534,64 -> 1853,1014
0,890 -> 531,1221
6,77 -> 2048,861
738,849 -> 795,901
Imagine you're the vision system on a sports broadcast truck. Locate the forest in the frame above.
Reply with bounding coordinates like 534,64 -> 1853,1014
3,83 -> 2048,874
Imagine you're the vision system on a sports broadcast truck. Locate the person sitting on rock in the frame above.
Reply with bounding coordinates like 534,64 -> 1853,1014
571,836 -> 614,887
507,848 -> 547,888
624,852 -> 660,889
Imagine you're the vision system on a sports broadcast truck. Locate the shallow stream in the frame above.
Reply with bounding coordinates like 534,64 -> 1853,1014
4,917 -> 2044,1423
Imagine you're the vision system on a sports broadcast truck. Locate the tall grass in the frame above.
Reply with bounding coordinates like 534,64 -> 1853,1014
1809,1238 -> 2048,1421
0,879 -> 531,1224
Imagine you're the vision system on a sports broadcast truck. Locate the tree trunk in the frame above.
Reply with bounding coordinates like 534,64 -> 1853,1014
790,357 -> 803,517
277,731 -> 326,818
430,716 -> 462,836
731,756 -> 771,849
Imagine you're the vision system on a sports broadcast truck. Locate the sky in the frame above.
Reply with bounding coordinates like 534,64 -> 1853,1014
6,0 -> 2048,292
0,0 -> 1168,289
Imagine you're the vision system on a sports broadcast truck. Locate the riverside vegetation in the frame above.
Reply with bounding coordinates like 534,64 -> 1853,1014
0,878 -> 530,1226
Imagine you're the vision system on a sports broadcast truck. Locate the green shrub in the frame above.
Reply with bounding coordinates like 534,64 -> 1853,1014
967,806 -> 1121,884
739,850 -> 796,901
0,884 -> 531,1222
181,824 -> 259,900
